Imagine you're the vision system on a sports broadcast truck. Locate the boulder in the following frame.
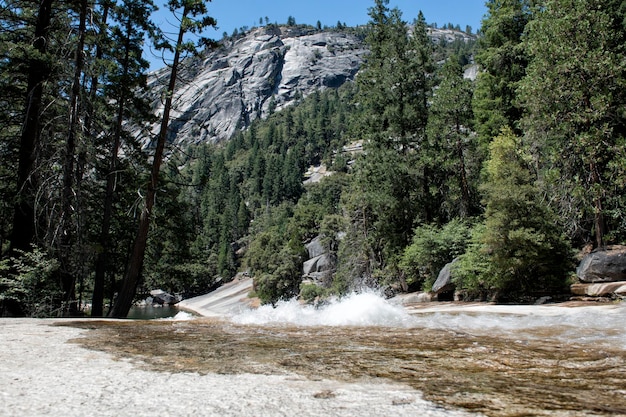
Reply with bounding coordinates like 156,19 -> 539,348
432,259 -> 458,294
303,254 -> 333,276
576,245 -> 626,283
534,296 -> 553,305
305,236 -> 326,259
149,289 -> 178,305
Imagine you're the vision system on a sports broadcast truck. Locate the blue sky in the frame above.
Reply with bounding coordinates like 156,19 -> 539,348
147,0 -> 487,70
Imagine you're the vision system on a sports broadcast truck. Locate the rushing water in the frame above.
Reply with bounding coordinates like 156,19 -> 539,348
70,293 -> 626,417
231,291 -> 626,350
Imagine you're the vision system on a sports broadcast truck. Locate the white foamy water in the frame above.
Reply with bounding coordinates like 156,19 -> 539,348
231,292 -> 626,350
232,291 -> 413,326
169,310 -> 195,321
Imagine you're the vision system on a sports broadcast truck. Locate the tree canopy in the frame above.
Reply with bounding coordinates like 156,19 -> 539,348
1,0 -> 625,315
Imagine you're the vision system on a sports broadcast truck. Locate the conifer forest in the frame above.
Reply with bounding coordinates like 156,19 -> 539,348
1,0 -> 625,317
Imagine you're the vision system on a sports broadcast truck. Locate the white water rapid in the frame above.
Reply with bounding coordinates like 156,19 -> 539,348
232,291 -> 413,326
225,291 -> 626,350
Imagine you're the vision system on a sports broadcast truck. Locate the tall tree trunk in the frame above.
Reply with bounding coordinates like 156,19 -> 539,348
10,0 -> 54,254
58,0 -> 88,314
456,122 -> 470,218
92,3 -> 127,318
110,11 -> 186,318
590,161 -> 605,248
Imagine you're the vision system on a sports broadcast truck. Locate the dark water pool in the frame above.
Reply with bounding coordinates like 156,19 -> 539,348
126,304 -> 179,320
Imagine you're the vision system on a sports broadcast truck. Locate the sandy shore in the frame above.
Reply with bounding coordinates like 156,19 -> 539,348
0,318 -> 479,417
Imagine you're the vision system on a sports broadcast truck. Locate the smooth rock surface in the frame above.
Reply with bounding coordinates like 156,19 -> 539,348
146,27 -> 367,146
393,292 -> 436,305
576,245 -> 626,283
571,281 -> 626,297
177,278 -> 255,316
0,318 -> 481,417
432,259 -> 458,294
305,235 -> 326,259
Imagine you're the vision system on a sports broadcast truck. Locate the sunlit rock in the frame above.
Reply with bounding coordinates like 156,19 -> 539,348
149,289 -> 179,305
432,258 -> 458,295
393,292 -> 436,305
305,235 -> 326,259
302,235 -> 335,287
571,281 -> 626,297
145,26 -> 367,146
143,26 -> 475,147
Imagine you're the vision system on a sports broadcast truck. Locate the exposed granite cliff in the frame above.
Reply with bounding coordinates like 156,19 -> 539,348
146,26 -> 367,146
144,25 -> 474,147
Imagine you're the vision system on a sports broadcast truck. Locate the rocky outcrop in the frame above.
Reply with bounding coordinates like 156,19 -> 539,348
177,277 -> 257,316
576,245 -> 626,283
149,289 -> 179,305
427,27 -> 475,44
143,25 -> 476,147
302,236 -> 334,286
145,26 -> 367,146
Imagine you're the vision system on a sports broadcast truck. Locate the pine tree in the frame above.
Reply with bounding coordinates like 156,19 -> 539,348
357,3 -> 431,149
473,0 -> 533,146
518,0 -> 626,247
455,127 -> 572,299
0,2 -> 32,254
57,0 -> 91,313
9,0 -> 55,254
110,0 -> 216,317
345,2 -> 433,283
426,56 -> 477,220
91,0 -> 158,316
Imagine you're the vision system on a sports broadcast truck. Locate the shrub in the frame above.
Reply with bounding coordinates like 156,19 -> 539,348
299,282 -> 330,303
0,247 -> 61,317
247,229 -> 306,304
399,219 -> 472,290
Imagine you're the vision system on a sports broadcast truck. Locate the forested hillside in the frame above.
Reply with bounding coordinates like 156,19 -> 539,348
1,0 -> 624,317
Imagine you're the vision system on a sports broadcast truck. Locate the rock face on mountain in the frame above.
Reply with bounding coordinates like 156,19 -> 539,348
144,25 -> 476,147
147,26 -> 367,146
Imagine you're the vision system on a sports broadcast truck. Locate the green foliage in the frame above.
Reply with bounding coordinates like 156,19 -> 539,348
340,3 -> 435,289
454,128 -> 573,300
176,87 -> 356,304
357,4 -> 432,146
0,247 -> 61,317
6,1 -> 621,309
473,0 -> 533,146
450,223 -> 493,299
518,0 -> 626,246
400,219 -> 472,290
426,56 -> 479,220
246,209 -> 307,304
299,282 -> 330,303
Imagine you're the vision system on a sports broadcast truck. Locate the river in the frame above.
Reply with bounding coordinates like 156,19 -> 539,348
70,293 -> 626,416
